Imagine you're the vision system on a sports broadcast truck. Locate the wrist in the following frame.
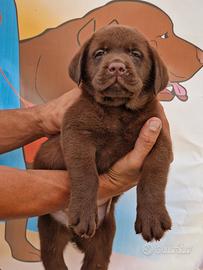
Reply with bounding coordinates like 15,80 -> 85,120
32,104 -> 50,137
107,168 -> 139,191
18,105 -> 45,139
98,171 -> 138,205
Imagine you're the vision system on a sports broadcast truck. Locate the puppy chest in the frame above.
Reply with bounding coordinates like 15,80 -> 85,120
96,120 -> 140,173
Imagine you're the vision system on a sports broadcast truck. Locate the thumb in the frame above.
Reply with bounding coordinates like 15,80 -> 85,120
126,117 -> 162,171
112,117 -> 162,176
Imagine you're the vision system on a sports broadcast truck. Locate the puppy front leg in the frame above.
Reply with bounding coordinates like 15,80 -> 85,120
62,129 -> 98,238
135,133 -> 172,241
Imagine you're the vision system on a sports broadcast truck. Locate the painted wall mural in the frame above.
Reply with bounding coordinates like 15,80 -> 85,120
0,1 -> 203,269
19,1 -> 202,105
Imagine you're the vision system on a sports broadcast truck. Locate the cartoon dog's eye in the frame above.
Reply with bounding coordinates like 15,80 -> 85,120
94,49 -> 106,59
160,32 -> 169,39
130,49 -> 142,59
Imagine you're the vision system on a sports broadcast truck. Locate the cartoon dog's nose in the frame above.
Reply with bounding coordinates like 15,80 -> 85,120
197,48 -> 203,64
108,62 -> 126,75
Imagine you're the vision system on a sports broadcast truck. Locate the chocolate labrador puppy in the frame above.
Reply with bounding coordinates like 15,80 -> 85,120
34,25 -> 172,270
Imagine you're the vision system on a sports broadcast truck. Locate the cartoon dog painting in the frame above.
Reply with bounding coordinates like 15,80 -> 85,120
20,0 -> 203,106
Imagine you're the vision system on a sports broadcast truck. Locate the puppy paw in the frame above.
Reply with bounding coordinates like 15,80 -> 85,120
68,202 -> 98,238
135,207 -> 171,242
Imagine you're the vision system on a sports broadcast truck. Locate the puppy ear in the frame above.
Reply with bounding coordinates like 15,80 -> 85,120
150,47 -> 169,94
69,39 -> 90,85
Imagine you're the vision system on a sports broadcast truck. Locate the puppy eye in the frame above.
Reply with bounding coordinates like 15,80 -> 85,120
94,49 -> 106,59
130,49 -> 142,59
160,32 -> 169,39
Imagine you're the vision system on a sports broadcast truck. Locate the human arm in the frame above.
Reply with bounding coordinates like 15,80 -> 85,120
0,86 -> 170,219
0,116 -> 163,219
0,87 -> 82,154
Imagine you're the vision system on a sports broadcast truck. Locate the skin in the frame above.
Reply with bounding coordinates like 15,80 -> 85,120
0,87 -> 169,219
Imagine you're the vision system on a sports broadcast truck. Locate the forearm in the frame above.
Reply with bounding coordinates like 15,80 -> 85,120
0,107 -> 43,154
0,166 -> 134,219
0,166 -> 68,219
0,88 -> 82,154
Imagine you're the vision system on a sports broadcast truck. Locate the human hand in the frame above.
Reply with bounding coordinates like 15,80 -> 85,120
37,87 -> 81,136
105,103 -> 171,195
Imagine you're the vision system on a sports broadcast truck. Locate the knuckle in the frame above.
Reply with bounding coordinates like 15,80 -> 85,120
141,132 -> 156,146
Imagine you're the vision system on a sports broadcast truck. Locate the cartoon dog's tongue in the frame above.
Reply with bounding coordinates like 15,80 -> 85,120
171,82 -> 188,101
158,82 -> 188,102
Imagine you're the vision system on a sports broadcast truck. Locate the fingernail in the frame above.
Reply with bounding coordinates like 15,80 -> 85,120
149,119 -> 161,131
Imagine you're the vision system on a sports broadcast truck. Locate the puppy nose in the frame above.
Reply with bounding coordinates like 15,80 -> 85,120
108,62 -> 126,75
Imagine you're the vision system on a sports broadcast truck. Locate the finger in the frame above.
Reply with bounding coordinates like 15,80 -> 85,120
51,88 -> 82,131
61,87 -> 82,106
56,87 -> 82,119
126,117 -> 162,170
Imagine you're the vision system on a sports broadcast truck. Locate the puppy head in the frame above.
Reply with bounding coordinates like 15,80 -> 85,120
69,25 -> 168,110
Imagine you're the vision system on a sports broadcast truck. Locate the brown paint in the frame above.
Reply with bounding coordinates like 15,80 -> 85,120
20,0 -> 202,104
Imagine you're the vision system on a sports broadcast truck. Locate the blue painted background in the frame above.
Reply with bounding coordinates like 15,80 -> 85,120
0,0 -> 25,166
0,0 -> 37,232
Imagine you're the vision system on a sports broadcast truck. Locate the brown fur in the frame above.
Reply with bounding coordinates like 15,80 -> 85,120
34,25 -> 172,270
